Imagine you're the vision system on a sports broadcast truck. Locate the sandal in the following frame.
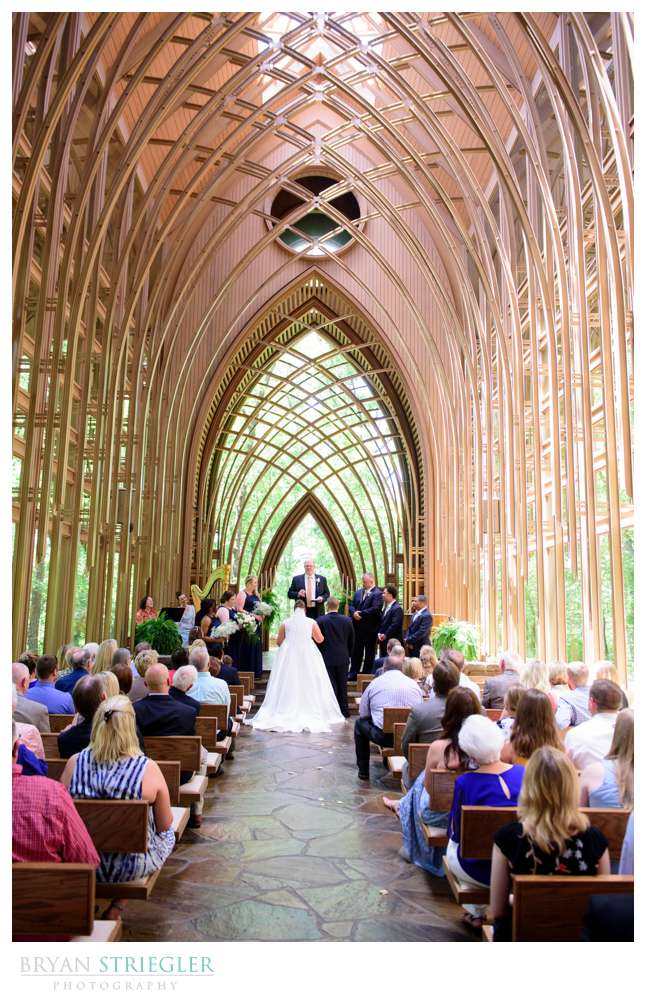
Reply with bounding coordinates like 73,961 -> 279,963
462,912 -> 484,929
382,796 -> 401,815
104,901 -> 126,921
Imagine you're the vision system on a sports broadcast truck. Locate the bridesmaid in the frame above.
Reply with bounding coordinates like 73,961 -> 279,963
214,590 -> 238,664
235,575 -> 264,677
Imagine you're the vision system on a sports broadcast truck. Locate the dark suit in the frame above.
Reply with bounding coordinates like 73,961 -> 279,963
349,587 -> 383,677
581,894 -> 634,942
168,687 -> 201,712
317,612 -> 354,717
404,608 -> 432,656
217,663 -> 240,686
58,718 -> 145,759
378,601 -> 404,657
287,574 -> 330,619
135,694 -> 198,784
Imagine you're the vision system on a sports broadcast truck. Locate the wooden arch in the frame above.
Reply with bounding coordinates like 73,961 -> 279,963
257,492 -> 356,594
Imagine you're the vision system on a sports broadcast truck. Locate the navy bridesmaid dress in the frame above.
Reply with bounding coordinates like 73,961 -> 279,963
237,592 -> 263,677
223,606 -> 241,667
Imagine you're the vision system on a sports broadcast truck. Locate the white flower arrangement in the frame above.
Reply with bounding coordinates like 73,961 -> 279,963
236,610 -> 260,640
211,620 -> 239,639
254,600 -> 274,617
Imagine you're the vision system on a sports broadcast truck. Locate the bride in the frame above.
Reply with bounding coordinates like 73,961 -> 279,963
250,600 -> 345,734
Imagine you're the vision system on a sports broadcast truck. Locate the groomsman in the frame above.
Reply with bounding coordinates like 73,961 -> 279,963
317,598 -> 354,718
377,584 -> 404,657
287,559 -> 330,619
404,594 -> 433,656
348,572 -> 383,678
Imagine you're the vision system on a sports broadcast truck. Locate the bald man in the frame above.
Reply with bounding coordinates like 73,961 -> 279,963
133,663 -> 198,740
12,662 -> 50,733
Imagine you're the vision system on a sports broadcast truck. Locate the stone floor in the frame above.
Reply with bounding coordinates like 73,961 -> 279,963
123,690 -> 473,942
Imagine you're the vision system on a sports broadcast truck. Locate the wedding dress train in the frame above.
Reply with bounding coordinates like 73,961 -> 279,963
250,608 -> 345,733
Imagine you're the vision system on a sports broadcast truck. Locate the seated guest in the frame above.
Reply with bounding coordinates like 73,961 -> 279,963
128,648 -> 158,703
169,646 -> 189,684
374,642 -> 405,677
55,647 -> 92,693
95,671 -> 119,699
111,647 -> 132,674
12,684 -> 44,759
188,645 -> 230,709
501,688 -> 562,764
561,661 -> 592,725
18,651 -> 39,687
133,641 -> 151,656
402,656 -> 425,691
12,722 -> 99,867
440,648 -> 481,701
579,708 -> 633,810
593,660 -> 629,707
497,683 -> 523,741
482,651 -> 523,709
61,695 -> 175,919
170,665 -> 201,711
111,661 -> 133,696
58,674 -> 107,759
83,641 -> 99,670
490,747 -> 610,940
25,655 -> 75,715
548,661 -> 570,699
91,638 -> 118,676
383,687 -> 481,875
520,658 -> 552,696
218,653 -> 240,686
401,661 -> 460,763
354,656 -> 423,781
445,715 -> 525,928
134,664 -> 205,826
565,680 -> 623,770
187,627 -> 201,646
209,656 -> 223,679
12,662 -> 50,732
419,645 -> 438,691
619,811 -> 634,875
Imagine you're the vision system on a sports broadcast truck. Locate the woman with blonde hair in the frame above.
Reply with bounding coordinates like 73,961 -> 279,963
580,708 -> 633,809
128,648 -> 158,703
92,638 -> 118,676
520,658 -> 551,695
96,670 -> 120,699
501,688 -> 562,764
235,573 -> 264,677
490,747 -> 610,939
403,656 -> 424,688
593,661 -> 629,707
61,695 -> 174,919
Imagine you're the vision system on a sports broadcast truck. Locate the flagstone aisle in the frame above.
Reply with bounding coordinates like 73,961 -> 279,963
122,703 -> 474,942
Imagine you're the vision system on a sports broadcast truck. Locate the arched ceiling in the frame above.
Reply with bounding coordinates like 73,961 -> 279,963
12,13 -> 634,675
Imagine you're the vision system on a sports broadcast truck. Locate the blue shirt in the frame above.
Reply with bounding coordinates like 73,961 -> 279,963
188,672 -> 230,708
16,743 -> 48,776
25,681 -> 75,715
55,668 -> 88,694
448,765 -> 525,884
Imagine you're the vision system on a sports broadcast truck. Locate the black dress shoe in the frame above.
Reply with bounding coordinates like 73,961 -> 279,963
358,771 -> 370,781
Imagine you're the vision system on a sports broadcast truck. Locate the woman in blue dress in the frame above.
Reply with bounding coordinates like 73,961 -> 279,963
61,694 -> 175,921
383,687 -> 481,875
235,574 -> 264,677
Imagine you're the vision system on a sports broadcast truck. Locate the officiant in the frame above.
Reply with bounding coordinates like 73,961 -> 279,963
287,559 -> 330,619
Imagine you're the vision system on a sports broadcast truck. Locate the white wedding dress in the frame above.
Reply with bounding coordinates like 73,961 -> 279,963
250,608 -> 345,733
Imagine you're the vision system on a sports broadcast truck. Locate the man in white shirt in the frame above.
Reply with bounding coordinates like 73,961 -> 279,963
440,649 -> 481,701
187,646 -> 231,709
565,680 -> 623,770
354,658 -> 423,780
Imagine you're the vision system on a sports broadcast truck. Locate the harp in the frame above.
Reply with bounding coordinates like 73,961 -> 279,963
190,564 -> 231,610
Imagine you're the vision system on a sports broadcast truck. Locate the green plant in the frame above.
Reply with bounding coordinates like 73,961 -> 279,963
432,619 -> 480,661
336,586 -> 355,615
134,612 -> 182,655
260,589 -> 281,631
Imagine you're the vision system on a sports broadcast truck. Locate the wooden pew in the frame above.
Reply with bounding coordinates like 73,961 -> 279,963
445,806 -> 632,907
48,714 -> 75,733
408,743 -> 432,784
42,732 -> 60,757
194,716 -> 225,775
45,757 -> 66,780
385,722 -> 407,778
198,703 -> 234,756
238,672 -> 256,703
380,707 -> 412,760
230,682 -> 252,713
501,875 -> 634,941
13,863 -> 122,942
422,769 -> 459,848
143,736 -> 208,808
73,799 -> 160,901
357,675 -> 374,693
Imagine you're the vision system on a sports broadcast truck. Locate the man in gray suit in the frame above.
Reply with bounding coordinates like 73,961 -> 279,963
481,651 -> 523,709
401,661 -> 460,762
12,661 -> 51,732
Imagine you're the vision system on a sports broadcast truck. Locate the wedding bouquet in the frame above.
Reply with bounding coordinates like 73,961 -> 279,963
211,620 -> 239,639
254,600 -> 274,617
236,609 -> 260,640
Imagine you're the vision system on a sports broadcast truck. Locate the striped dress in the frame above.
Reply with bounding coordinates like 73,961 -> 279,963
69,748 -> 175,882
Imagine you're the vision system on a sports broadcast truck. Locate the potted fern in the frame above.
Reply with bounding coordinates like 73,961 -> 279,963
431,619 -> 480,661
134,612 -> 182,655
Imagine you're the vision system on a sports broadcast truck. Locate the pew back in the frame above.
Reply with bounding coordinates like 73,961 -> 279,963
143,735 -> 201,772
199,702 -> 228,733
382,707 -> 411,733
74,799 -> 149,853
195,715 -> 218,752
48,714 -> 75,733
428,769 -> 459,812
13,863 -> 96,937
238,672 -> 255,696
408,744 -> 432,783
42,733 -> 60,757
511,874 -> 634,941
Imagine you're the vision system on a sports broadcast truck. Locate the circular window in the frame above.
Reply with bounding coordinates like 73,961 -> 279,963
270,173 -> 360,256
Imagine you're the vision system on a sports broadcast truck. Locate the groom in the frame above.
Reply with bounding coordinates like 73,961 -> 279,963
287,559 -> 330,619
317,598 -> 353,718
